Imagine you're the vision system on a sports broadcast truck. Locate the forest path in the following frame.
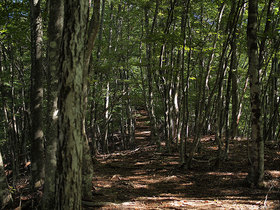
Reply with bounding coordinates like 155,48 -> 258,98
88,135 -> 280,209
134,109 -> 151,141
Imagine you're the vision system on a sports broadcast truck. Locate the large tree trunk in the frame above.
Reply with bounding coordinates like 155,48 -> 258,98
55,0 -> 89,209
246,0 -> 264,188
30,0 -> 45,189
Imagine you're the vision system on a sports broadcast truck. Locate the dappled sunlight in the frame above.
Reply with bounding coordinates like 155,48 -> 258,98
131,170 -> 148,176
91,136 -> 280,210
134,161 -> 150,166
135,131 -> 151,135
266,170 -> 280,176
208,146 -> 219,150
206,172 -> 247,178
206,172 -> 235,176
200,135 -> 215,142
110,195 -> 279,209
174,182 -> 194,190
161,160 -> 179,166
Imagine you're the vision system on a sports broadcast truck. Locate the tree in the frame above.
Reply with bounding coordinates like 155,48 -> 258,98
0,0 -> 30,187
1,1 -> 280,207
0,152 -> 12,209
30,0 -> 45,189
43,0 -> 63,208
54,0 -> 100,208
246,0 -> 264,187
54,0 -> 88,208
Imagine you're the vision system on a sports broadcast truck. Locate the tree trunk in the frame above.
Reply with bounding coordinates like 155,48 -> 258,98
55,0 -> 89,209
144,2 -> 161,150
246,0 -> 264,188
43,0 -> 63,208
82,0 -> 100,199
178,0 -> 190,164
0,152 -> 12,209
230,37 -> 238,147
30,0 -> 45,189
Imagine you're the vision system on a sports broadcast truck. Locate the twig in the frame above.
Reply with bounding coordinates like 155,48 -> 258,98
263,184 -> 274,208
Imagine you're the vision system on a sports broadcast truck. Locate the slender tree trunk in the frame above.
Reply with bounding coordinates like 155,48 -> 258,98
186,3 -> 226,168
101,2 -> 113,153
82,0 -> 100,199
43,0 -> 63,208
9,58 -> 20,185
179,0 -> 190,164
230,36 -> 238,146
224,67 -> 232,158
259,0 -> 273,143
246,0 -> 264,188
144,2 -> 160,150
225,0 -> 240,157
237,75 -> 249,127
30,0 -> 45,189
103,81 -> 110,153
267,57 -> 278,141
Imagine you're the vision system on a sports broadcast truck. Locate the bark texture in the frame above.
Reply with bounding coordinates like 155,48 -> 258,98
247,0 -> 264,187
30,0 -> 45,189
43,0 -> 63,208
55,0 -> 88,209
0,152 -> 12,209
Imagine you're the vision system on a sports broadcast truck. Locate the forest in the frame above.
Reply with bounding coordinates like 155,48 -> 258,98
0,0 -> 280,209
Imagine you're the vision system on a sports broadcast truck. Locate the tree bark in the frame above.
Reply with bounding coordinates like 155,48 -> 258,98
144,2 -> 161,150
246,0 -> 264,188
43,0 -> 63,208
55,0 -> 89,209
0,152 -> 12,209
81,0 -> 100,199
30,0 -> 45,189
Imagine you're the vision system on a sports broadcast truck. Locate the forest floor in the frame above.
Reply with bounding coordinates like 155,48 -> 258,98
88,137 -> 280,209
7,110 -> 280,209
85,110 -> 280,209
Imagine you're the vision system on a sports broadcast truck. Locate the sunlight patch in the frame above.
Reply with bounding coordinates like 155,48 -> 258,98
132,183 -> 149,189
162,175 -> 180,182
127,175 -> 150,180
135,161 -> 150,165
174,182 -> 194,189
206,172 -> 234,176
266,170 -> 280,177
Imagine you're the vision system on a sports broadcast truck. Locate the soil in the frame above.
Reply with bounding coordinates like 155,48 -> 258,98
7,109 -> 280,209
85,109 -> 280,209
88,136 -> 280,209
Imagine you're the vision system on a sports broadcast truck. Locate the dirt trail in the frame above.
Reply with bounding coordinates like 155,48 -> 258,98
87,110 -> 280,209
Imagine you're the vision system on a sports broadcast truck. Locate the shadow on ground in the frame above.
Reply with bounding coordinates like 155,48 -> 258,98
87,138 -> 280,209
